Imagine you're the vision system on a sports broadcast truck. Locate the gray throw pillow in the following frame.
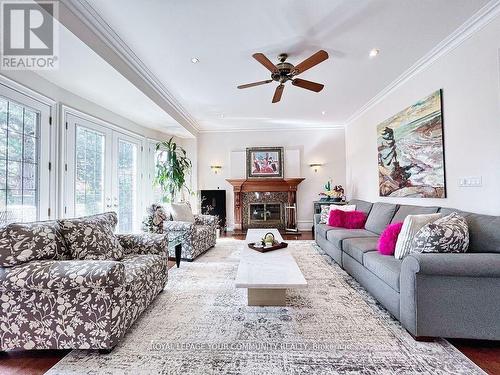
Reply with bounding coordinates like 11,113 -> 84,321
169,202 -> 195,223
58,212 -> 124,261
0,221 -> 69,267
412,212 -> 469,254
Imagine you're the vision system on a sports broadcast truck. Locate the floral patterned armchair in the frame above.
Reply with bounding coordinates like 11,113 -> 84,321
0,213 -> 168,352
143,204 -> 217,261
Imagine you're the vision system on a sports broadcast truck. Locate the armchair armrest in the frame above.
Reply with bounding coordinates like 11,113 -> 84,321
163,220 -> 194,232
116,233 -> 167,255
0,260 -> 124,292
402,253 -> 500,278
194,214 -> 217,227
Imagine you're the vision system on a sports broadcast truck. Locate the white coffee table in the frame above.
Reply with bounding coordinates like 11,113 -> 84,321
235,229 -> 307,306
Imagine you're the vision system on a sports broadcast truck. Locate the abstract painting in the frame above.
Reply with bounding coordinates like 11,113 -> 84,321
246,147 -> 284,179
377,90 -> 446,198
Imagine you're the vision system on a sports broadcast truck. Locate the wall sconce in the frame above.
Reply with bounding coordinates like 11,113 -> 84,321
210,165 -> 222,174
309,163 -> 323,173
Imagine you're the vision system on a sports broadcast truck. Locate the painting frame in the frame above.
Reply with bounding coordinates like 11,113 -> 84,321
246,146 -> 284,179
377,89 -> 446,198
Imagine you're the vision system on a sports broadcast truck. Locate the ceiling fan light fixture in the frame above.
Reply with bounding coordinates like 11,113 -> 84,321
369,48 -> 380,58
191,57 -> 199,63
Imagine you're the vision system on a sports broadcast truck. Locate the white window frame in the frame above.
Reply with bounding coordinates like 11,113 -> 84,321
0,75 -> 57,221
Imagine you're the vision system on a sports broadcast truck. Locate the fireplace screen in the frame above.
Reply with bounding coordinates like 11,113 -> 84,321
249,203 -> 282,224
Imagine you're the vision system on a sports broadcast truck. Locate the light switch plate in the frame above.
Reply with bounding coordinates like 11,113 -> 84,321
458,177 -> 482,187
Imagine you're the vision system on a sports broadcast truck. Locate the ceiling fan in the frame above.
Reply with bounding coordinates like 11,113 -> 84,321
237,50 -> 329,103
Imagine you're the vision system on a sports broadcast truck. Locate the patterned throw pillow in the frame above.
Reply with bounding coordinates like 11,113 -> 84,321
411,213 -> 469,254
0,221 -> 69,267
319,204 -> 356,224
394,213 -> 442,259
58,212 -> 124,261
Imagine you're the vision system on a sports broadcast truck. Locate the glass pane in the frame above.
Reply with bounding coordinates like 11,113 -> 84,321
7,131 -> 23,161
23,110 -> 37,137
23,136 -> 36,163
0,99 -> 39,225
0,159 -> 6,188
117,139 -> 137,232
0,128 -> 6,159
23,162 -> 37,190
0,99 -> 7,129
75,125 -> 105,217
8,102 -> 23,133
7,160 -> 22,190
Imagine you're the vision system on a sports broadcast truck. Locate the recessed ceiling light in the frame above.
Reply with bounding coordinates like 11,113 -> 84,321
220,114 -> 225,118
321,110 -> 326,115
191,57 -> 199,63
369,48 -> 380,58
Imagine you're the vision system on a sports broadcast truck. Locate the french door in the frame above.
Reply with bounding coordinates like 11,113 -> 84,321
0,85 -> 53,225
65,113 -> 142,232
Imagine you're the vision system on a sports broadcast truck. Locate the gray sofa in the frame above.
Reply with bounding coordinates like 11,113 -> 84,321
314,199 -> 500,340
0,213 -> 169,351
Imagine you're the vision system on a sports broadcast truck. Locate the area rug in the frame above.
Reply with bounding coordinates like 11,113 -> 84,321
46,239 -> 484,374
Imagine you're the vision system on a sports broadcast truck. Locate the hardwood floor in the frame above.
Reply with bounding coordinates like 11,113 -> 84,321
1,234 -> 499,375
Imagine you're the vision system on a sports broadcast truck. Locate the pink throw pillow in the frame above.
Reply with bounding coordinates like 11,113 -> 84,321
344,211 -> 367,229
378,222 -> 404,255
328,209 -> 345,227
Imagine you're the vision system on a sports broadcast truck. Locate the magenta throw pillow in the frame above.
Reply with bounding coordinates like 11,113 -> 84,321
378,222 -> 404,255
344,211 -> 367,229
328,209 -> 345,227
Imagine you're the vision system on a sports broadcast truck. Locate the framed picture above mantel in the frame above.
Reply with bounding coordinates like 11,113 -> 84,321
246,146 -> 284,179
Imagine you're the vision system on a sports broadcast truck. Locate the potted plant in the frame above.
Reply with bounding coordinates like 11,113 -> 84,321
154,137 -> 192,203
319,180 -> 344,202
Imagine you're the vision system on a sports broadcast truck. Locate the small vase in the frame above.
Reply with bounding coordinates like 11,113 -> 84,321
216,228 -> 221,239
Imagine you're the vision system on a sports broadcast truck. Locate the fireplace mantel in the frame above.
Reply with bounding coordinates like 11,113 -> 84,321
226,178 -> 305,230
226,178 -> 305,192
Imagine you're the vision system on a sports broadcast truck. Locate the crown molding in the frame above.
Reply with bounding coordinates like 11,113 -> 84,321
198,124 -> 345,133
56,0 -> 199,136
346,0 -> 500,125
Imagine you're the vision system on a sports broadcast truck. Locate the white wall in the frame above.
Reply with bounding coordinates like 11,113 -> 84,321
198,128 -> 346,230
345,15 -> 500,215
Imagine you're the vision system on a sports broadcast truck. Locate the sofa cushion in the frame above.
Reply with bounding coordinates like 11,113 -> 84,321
0,259 -> 125,291
394,213 -> 442,259
439,208 -> 500,253
343,237 -> 379,264
364,202 -> 399,235
0,221 -> 69,267
58,212 -> 124,261
326,229 -> 378,250
315,223 -> 339,239
348,199 -> 373,215
169,202 -> 195,223
364,252 -> 402,292
391,205 -> 439,224
412,213 -> 469,254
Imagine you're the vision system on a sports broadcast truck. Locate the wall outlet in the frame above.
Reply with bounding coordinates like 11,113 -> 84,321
458,177 -> 482,187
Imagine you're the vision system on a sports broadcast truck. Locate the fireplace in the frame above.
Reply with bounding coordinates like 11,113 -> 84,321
249,203 -> 282,226
225,178 -> 304,231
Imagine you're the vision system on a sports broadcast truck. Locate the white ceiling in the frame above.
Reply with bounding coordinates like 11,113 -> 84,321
36,20 -> 190,137
82,0 -> 490,132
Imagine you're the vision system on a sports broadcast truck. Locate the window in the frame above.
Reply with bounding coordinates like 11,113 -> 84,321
75,126 -> 105,217
0,88 -> 52,225
65,110 -> 143,232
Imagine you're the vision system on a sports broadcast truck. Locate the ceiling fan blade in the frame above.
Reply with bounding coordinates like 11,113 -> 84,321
292,78 -> 324,92
253,53 -> 278,73
293,50 -> 329,75
272,84 -> 284,103
237,80 -> 273,89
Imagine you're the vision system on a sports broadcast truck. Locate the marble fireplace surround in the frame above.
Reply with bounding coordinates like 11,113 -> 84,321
225,178 -> 305,230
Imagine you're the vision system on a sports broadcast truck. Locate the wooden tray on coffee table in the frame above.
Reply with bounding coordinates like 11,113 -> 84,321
248,242 -> 288,253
